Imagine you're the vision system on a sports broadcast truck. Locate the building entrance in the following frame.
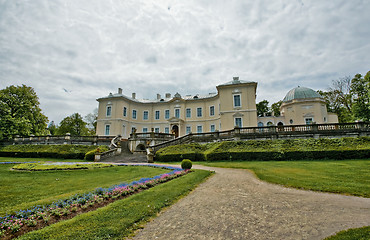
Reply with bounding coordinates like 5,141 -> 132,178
172,125 -> 179,138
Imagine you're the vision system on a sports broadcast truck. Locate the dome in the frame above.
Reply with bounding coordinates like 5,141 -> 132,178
283,86 -> 322,102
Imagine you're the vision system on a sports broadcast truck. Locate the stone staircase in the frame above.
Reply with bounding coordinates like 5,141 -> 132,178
100,141 -> 148,163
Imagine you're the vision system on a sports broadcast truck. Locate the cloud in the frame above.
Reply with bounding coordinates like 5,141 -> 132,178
0,0 -> 369,123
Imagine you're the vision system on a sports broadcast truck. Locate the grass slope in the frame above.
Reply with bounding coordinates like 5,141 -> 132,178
0,164 -> 167,216
324,226 -> 370,240
17,170 -> 212,240
195,160 -> 370,197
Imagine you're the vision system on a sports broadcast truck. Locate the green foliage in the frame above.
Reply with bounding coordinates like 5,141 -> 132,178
319,71 -> 370,122
0,144 -> 105,159
0,85 -> 48,140
155,137 -> 370,162
84,146 -> 109,161
47,121 -> 57,135
271,100 -> 282,116
197,160 -> 370,197
0,164 -> 168,216
11,162 -> 114,171
181,159 -> 192,170
16,170 -> 212,240
56,113 -> 91,136
350,72 -> 370,121
324,226 -> 370,240
256,99 -> 269,117
84,108 -> 98,135
155,143 -> 206,162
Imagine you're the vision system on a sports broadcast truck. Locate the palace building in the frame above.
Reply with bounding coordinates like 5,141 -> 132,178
96,77 -> 338,138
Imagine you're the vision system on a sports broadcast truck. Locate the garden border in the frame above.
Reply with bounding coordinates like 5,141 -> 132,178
0,164 -> 188,240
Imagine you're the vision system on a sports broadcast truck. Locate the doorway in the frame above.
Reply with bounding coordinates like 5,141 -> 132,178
172,125 -> 179,138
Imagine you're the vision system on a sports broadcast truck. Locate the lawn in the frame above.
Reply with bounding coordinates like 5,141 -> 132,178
0,160 -> 168,216
0,156 -> 85,163
193,159 -> 370,197
16,169 -> 212,240
324,226 -> 370,240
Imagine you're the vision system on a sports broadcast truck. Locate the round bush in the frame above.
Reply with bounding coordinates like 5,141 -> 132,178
181,159 -> 192,170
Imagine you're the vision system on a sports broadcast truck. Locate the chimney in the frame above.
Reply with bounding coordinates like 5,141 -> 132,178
118,88 -> 122,94
132,93 -> 136,99
165,93 -> 171,98
157,94 -> 161,100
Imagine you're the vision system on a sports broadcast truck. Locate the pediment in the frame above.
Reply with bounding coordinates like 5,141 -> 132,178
167,117 -> 184,123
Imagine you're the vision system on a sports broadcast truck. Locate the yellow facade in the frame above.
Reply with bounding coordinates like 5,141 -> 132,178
96,79 -> 338,137
96,77 -> 258,138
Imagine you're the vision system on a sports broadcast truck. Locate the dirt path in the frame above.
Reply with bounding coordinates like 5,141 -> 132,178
132,165 -> 370,240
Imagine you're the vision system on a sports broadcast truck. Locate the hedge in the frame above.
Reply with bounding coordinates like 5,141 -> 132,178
154,137 -> 370,162
0,145 -> 108,160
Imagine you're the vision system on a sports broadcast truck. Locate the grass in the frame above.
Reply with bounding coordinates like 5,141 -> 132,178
17,169 -> 212,240
0,162 -> 168,216
11,162 -> 114,171
324,226 -> 370,240
0,156 -> 85,163
190,159 -> 370,197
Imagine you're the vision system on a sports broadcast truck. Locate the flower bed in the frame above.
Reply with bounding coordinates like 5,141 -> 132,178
11,162 -> 114,171
0,164 -> 187,239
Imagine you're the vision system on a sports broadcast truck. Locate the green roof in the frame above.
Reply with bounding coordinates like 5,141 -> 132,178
283,86 -> 322,102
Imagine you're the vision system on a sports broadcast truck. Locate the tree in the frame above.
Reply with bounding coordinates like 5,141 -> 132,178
318,76 -> 353,123
56,113 -> 90,136
84,108 -> 98,135
0,85 -> 48,139
256,100 -> 270,117
319,71 -> 370,122
350,72 -> 370,121
271,101 -> 282,117
47,121 -> 57,135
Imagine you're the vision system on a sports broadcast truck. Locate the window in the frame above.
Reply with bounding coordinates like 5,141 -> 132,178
142,127 -> 148,133
164,127 -> 169,134
123,107 -> 127,117
305,118 -> 313,125
186,108 -> 191,118
155,110 -> 160,120
132,110 -> 137,119
235,118 -> 242,128
197,125 -> 203,133
154,127 -> 160,133
131,127 -> 136,133
175,109 -> 180,118
186,126 -> 191,134
210,106 -> 215,116
210,124 -> 215,132
233,94 -> 241,107
105,125 -> 110,135
143,111 -> 149,120
165,109 -> 170,119
197,107 -> 202,117
106,106 -> 112,117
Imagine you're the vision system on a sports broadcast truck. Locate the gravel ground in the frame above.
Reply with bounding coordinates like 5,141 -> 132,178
131,165 -> 370,240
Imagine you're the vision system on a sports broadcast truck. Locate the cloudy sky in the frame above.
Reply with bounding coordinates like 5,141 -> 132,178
0,0 -> 369,124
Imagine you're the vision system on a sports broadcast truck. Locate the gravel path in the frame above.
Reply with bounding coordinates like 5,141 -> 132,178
132,165 -> 370,240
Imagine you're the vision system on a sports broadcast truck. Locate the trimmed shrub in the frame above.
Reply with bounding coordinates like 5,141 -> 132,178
155,137 -> 370,162
181,159 -> 192,170
84,146 -> 109,161
0,145 -> 108,160
155,143 -> 206,162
